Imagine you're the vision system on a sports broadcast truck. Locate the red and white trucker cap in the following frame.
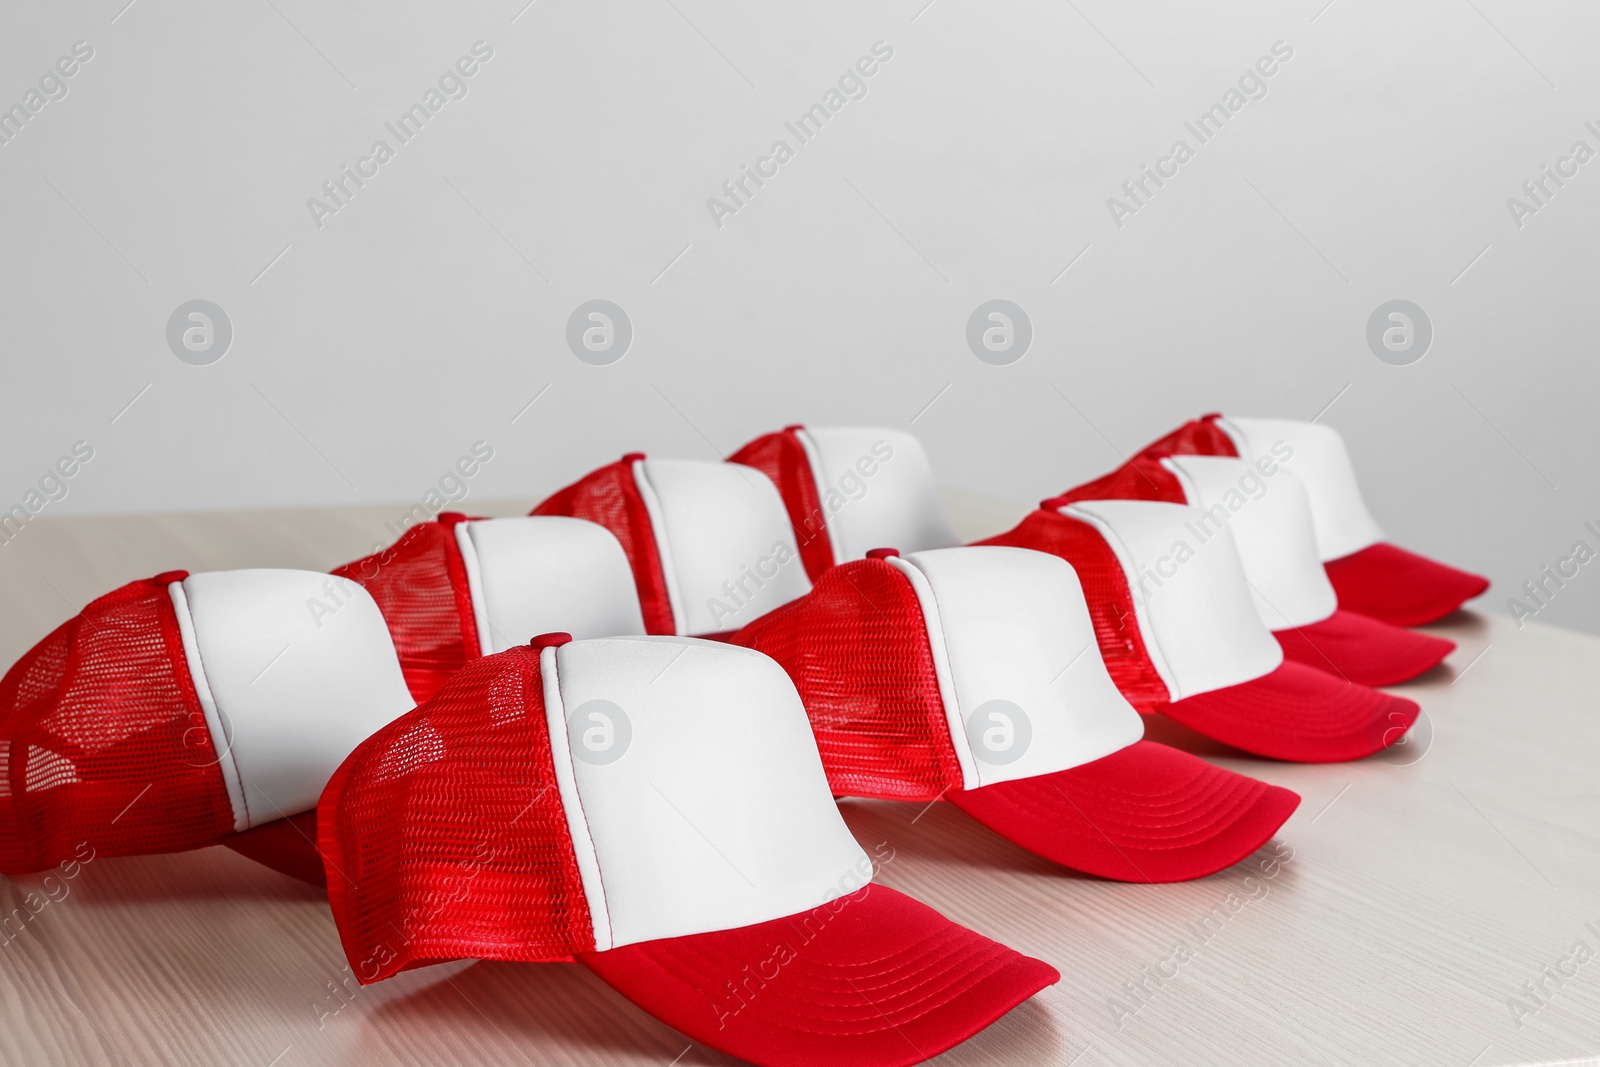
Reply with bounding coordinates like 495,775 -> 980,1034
533,454 -> 813,636
729,425 -> 960,580
1055,454 -> 1454,686
978,500 -> 1421,763
1134,414 -> 1489,626
333,512 -> 645,703
732,545 -> 1299,880
319,634 -> 1057,1067
0,517 -> 648,881
0,568 -> 415,878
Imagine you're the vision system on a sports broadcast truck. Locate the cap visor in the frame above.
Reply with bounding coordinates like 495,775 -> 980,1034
578,885 -> 1057,1067
1156,661 -> 1420,763
1324,542 -> 1489,627
947,741 -> 1299,882
1274,609 -> 1454,687
221,809 -> 328,888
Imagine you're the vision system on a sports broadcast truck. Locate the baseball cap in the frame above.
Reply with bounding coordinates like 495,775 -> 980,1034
731,545 -> 1299,880
533,455 -> 812,635
0,568 -> 415,878
1129,414 -> 1489,625
978,500 -> 1421,763
1055,453 -> 1453,685
319,633 -> 1058,1067
333,513 -> 646,703
729,425 -> 960,580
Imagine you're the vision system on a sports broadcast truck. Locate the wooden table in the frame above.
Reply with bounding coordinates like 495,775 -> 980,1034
1,494 -> 1597,1067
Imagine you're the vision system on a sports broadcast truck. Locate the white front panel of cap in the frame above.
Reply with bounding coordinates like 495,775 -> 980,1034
1222,417 -> 1385,561
1164,457 -> 1337,630
898,548 -> 1143,789
182,569 -> 415,828
552,637 -> 870,948
1064,501 -> 1283,701
462,517 -> 646,652
636,460 -> 811,634
800,427 -> 959,561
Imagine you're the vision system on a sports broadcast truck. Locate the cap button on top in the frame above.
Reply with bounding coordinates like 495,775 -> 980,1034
621,452 -> 646,464
436,511 -> 468,526
865,547 -> 900,560
152,569 -> 190,585
530,632 -> 573,649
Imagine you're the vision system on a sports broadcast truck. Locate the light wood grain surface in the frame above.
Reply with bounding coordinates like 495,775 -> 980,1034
2,493 -> 1598,1067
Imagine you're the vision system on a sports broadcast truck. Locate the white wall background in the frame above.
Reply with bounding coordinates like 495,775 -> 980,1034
1,0 -> 1596,631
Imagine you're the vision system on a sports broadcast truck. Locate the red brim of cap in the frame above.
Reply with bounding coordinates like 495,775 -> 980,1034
221,810 -> 328,888
1324,542 -> 1489,627
1156,661 -> 1420,763
946,741 -> 1299,883
579,885 -> 1057,1067
1274,609 -> 1454,687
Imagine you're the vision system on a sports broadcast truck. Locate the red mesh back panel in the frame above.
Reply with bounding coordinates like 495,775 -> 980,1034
332,519 -> 481,705
1139,414 -> 1239,459
320,647 -> 594,983
728,429 -> 837,582
0,577 -> 234,874
977,512 -> 1171,712
533,460 -> 674,636
1052,456 -> 1185,507
731,560 -> 961,801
